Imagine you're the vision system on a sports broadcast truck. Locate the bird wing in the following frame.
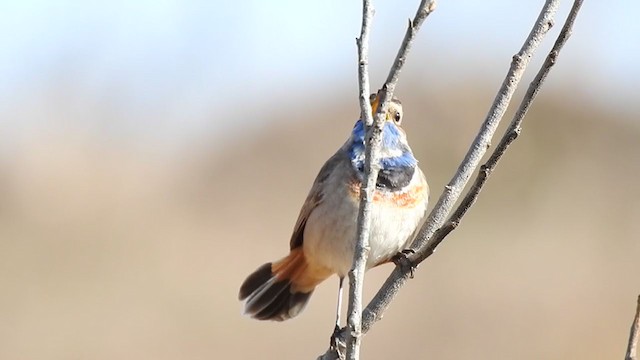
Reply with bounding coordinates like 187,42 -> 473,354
289,149 -> 346,250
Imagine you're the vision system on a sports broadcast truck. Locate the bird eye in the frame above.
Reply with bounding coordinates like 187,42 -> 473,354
394,112 -> 402,124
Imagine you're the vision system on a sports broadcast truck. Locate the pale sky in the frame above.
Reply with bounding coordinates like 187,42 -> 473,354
0,0 -> 637,152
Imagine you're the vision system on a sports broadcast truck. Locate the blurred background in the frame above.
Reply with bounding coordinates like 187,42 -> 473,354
1,0 -> 639,359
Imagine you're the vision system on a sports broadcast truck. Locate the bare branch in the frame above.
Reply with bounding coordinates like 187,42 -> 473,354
356,1 -> 375,128
344,1 -> 375,359
345,1 -> 437,359
361,0 -> 563,333
374,0 -> 437,131
337,1 -> 438,360
626,295 -> 640,360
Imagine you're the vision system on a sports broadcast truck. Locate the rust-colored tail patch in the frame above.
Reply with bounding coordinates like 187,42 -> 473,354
239,249 -> 331,321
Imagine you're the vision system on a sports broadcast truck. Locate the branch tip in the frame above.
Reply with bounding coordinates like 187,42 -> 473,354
427,0 -> 437,12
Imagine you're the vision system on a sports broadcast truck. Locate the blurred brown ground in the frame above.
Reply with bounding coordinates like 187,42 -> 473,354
1,83 -> 639,359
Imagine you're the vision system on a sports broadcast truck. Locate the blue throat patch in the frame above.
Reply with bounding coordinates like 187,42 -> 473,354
348,120 -> 417,172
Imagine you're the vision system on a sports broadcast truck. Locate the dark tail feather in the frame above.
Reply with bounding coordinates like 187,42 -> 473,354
238,260 -> 313,321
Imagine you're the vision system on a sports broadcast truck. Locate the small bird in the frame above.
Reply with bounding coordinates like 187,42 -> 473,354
239,91 -> 429,323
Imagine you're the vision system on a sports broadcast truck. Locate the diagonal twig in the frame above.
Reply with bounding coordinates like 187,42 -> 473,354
626,295 -> 640,360
373,0 -> 437,123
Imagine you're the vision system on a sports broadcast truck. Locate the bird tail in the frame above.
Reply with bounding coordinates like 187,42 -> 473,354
239,248 -> 331,321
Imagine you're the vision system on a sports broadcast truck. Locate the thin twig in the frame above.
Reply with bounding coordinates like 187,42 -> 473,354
345,0 -> 375,359
626,295 -> 640,360
361,0 -> 562,332
345,1 -> 437,359
373,0 -> 437,131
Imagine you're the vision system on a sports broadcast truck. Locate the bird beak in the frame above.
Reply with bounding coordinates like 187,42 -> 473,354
369,93 -> 392,121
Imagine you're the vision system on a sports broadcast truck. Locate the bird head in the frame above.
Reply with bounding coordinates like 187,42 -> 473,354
368,92 -> 404,126
348,92 -> 417,180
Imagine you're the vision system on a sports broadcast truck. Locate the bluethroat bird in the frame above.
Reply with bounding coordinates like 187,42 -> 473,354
239,92 -> 429,323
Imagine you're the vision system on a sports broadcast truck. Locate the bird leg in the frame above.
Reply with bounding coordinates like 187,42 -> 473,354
330,277 -> 345,348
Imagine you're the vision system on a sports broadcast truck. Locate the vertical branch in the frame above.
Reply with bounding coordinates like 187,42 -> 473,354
356,0 -> 375,128
345,1 -> 375,359
346,2 -> 437,359
361,0 -> 561,333
626,295 -> 640,360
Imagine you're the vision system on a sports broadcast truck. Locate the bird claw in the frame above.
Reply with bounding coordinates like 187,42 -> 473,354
330,326 -> 346,353
392,249 -> 416,279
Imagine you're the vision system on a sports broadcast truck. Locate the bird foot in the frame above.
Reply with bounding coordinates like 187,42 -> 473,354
392,249 -> 416,279
330,326 -> 346,354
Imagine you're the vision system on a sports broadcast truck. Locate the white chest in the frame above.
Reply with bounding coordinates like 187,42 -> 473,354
302,172 -> 427,278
